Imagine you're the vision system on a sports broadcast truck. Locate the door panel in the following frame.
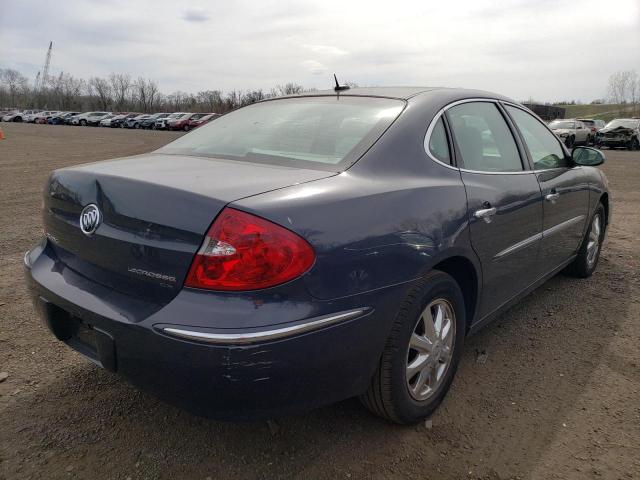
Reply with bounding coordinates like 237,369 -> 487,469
445,101 -> 543,318
536,168 -> 589,274
462,172 -> 543,317
501,104 -> 590,275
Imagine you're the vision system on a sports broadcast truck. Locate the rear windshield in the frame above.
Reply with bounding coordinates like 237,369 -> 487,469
157,96 -> 405,171
549,120 -> 575,129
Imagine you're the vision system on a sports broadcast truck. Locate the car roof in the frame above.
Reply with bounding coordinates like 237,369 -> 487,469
272,86 -> 516,103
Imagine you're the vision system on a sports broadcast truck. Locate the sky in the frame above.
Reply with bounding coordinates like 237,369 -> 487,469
1,0 -> 639,102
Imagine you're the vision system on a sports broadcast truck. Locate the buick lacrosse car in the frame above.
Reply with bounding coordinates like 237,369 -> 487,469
25,87 -> 610,423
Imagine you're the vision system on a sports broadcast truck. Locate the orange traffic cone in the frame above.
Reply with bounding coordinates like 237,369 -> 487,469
0,128 -> 4,140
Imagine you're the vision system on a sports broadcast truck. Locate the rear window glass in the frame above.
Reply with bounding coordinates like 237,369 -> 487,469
157,96 -> 405,171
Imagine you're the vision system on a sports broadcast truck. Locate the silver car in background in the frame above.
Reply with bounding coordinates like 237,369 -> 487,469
548,119 -> 591,148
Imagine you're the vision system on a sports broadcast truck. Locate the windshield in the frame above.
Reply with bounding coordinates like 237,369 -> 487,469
549,120 -> 575,129
578,119 -> 595,126
605,119 -> 638,129
157,96 -> 405,171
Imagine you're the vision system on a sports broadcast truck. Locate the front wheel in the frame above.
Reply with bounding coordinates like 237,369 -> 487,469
183,124 -> 190,131
565,136 -> 575,148
360,270 -> 465,424
565,204 -> 605,278
628,137 -> 640,151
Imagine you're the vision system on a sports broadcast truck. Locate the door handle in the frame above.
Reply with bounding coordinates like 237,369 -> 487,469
474,207 -> 497,223
545,192 -> 560,202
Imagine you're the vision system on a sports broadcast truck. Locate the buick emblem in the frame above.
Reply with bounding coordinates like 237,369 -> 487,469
79,204 -> 101,236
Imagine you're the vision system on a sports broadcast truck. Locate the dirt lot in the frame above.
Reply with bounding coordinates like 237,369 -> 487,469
0,122 -> 639,480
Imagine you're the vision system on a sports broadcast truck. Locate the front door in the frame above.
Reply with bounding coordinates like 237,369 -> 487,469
447,101 -> 543,319
503,105 -> 590,275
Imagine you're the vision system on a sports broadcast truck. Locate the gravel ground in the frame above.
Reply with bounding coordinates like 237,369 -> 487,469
0,122 -> 639,480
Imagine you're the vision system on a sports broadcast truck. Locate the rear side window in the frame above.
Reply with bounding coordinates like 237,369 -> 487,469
505,105 -> 567,170
428,117 -> 451,164
447,102 -> 522,172
158,96 -> 405,171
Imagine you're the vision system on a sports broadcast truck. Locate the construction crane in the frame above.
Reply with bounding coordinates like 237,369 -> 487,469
34,41 -> 53,93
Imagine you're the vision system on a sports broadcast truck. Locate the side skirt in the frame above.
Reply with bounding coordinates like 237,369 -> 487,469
467,255 -> 577,335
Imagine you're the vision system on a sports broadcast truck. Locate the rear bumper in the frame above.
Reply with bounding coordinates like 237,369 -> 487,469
24,240 -> 403,420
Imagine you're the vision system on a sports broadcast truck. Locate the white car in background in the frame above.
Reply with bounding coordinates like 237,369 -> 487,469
155,112 -> 189,130
71,112 -> 110,126
33,111 -> 60,124
3,110 -> 41,122
548,119 -> 591,148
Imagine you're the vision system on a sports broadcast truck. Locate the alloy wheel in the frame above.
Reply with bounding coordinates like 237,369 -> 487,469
406,298 -> 456,401
587,213 -> 602,267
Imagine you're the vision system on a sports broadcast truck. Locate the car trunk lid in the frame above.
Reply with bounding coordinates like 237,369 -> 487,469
44,153 -> 335,304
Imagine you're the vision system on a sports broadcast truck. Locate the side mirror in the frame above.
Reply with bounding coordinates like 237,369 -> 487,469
572,146 -> 605,166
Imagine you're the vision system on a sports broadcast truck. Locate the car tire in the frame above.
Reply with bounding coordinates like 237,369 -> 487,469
360,270 -> 466,424
80,119 -> 87,126
134,123 -> 140,129
151,125 -> 157,130
183,125 -> 190,131
565,136 -> 575,148
565,203 -> 606,278
13,116 -> 22,122
628,137 -> 640,151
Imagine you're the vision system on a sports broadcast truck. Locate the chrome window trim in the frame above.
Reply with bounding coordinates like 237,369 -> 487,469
160,308 -> 368,345
424,98 -> 572,175
499,101 -> 572,172
424,97 -> 531,175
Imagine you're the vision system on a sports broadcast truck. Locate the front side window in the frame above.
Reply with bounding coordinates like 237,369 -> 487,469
447,102 -> 522,172
506,105 -> 567,170
428,117 -> 451,164
158,97 -> 405,171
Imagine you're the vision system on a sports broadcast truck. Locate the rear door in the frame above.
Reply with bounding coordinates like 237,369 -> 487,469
503,105 -> 589,276
446,101 -> 543,318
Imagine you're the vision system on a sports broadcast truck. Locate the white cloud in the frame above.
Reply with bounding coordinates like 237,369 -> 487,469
0,0 -> 638,101
302,44 -> 349,56
301,60 -> 328,75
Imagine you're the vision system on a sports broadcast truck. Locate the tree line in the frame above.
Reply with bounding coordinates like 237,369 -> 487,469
1,66 -> 638,115
0,68 -> 307,113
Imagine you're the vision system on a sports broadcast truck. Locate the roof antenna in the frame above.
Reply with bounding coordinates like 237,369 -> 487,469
333,74 -> 350,92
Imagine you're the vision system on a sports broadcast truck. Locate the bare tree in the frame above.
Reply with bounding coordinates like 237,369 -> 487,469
608,71 -> 630,104
629,71 -> 639,116
196,90 -> 223,112
273,83 -> 304,96
109,73 -> 132,111
0,68 -> 29,107
87,76 -> 113,110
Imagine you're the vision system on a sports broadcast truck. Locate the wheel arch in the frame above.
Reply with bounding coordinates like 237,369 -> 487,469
600,192 -> 610,225
432,255 -> 479,331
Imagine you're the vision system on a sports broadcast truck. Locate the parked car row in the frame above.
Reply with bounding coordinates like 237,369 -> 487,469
548,117 -> 639,150
0,109 -> 221,131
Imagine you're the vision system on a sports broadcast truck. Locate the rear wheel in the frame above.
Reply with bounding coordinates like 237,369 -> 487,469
360,271 -> 465,424
628,137 -> 640,151
184,124 -> 190,131
80,119 -> 87,126
566,204 -> 605,278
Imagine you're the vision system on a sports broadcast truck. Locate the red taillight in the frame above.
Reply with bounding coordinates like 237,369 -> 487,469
185,208 -> 315,291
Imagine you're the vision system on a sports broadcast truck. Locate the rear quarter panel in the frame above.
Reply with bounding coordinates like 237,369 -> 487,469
233,92 -> 479,302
